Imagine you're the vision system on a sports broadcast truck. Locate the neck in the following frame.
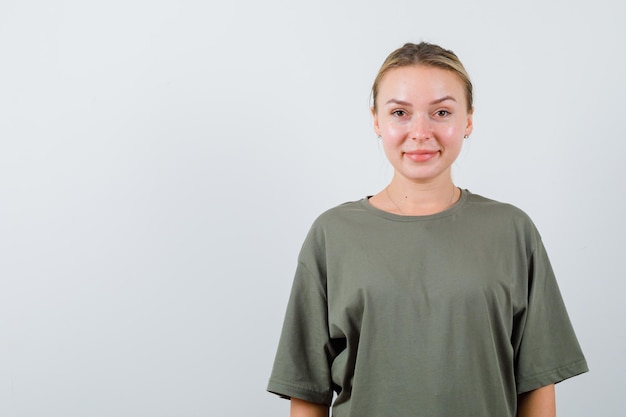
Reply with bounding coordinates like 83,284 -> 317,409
384,175 -> 459,216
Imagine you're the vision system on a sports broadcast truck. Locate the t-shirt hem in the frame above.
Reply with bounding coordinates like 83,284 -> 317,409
516,358 -> 589,394
267,379 -> 333,406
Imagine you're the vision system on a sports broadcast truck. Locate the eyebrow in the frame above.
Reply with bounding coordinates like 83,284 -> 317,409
430,95 -> 457,105
385,96 -> 457,106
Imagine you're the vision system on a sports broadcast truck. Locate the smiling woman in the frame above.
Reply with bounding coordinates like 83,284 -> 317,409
266,42 -> 588,417
370,65 -> 472,215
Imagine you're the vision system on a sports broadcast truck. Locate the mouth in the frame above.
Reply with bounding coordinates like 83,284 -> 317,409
403,150 -> 440,162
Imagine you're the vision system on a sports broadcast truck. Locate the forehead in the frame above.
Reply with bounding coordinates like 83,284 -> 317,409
378,65 -> 465,101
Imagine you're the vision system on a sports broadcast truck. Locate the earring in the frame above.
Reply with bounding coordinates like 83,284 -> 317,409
377,135 -> 382,139
464,135 -> 469,139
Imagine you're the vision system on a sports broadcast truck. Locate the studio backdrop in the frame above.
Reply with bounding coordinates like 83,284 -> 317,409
1,1 -> 624,416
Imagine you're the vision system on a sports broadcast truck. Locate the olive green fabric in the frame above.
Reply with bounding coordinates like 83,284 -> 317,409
268,190 -> 588,417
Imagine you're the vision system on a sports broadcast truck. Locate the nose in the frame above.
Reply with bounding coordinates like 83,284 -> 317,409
410,114 -> 432,141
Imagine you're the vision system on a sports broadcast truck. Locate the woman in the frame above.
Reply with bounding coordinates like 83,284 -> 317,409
267,42 -> 588,417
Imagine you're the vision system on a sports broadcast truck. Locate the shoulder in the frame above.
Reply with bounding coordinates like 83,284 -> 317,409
308,199 -> 369,230
300,197 -> 371,244
463,190 -> 542,243
465,191 -> 533,221
296,199 -> 367,269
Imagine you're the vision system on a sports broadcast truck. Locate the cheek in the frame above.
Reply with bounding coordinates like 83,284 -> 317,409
381,123 -> 406,141
439,124 -> 464,143
442,123 -> 461,135
380,137 -> 402,161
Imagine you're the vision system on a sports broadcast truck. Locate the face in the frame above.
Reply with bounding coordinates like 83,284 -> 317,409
372,65 -> 473,185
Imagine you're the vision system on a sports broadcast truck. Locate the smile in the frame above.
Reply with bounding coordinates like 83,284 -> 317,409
404,150 -> 439,162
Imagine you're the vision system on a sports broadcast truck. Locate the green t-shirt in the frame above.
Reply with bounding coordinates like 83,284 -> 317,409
268,190 -> 588,417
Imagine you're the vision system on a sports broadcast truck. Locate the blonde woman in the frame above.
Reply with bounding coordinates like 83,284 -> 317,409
268,42 -> 588,417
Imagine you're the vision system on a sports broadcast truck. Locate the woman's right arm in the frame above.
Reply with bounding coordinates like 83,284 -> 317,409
290,398 -> 329,417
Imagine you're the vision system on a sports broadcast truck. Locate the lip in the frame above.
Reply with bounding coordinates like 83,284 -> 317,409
403,150 -> 440,162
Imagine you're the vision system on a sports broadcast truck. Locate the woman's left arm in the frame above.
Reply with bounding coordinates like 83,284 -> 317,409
517,384 -> 555,417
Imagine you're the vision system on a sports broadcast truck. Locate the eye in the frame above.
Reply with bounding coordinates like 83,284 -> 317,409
392,110 -> 407,117
435,110 -> 451,117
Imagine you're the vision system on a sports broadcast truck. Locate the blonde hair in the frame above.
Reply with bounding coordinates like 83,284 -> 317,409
371,42 -> 473,112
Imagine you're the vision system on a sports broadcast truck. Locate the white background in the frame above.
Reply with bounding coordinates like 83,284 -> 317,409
1,1 -> 624,416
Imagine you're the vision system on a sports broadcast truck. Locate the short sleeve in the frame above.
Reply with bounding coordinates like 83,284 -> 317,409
267,259 -> 335,405
514,237 -> 588,393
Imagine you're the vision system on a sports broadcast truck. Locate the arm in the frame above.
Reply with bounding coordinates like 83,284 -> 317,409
517,384 -> 555,417
290,398 -> 329,417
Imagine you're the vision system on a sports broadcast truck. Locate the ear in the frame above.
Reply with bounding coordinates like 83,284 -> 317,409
371,107 -> 381,137
464,107 -> 474,137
